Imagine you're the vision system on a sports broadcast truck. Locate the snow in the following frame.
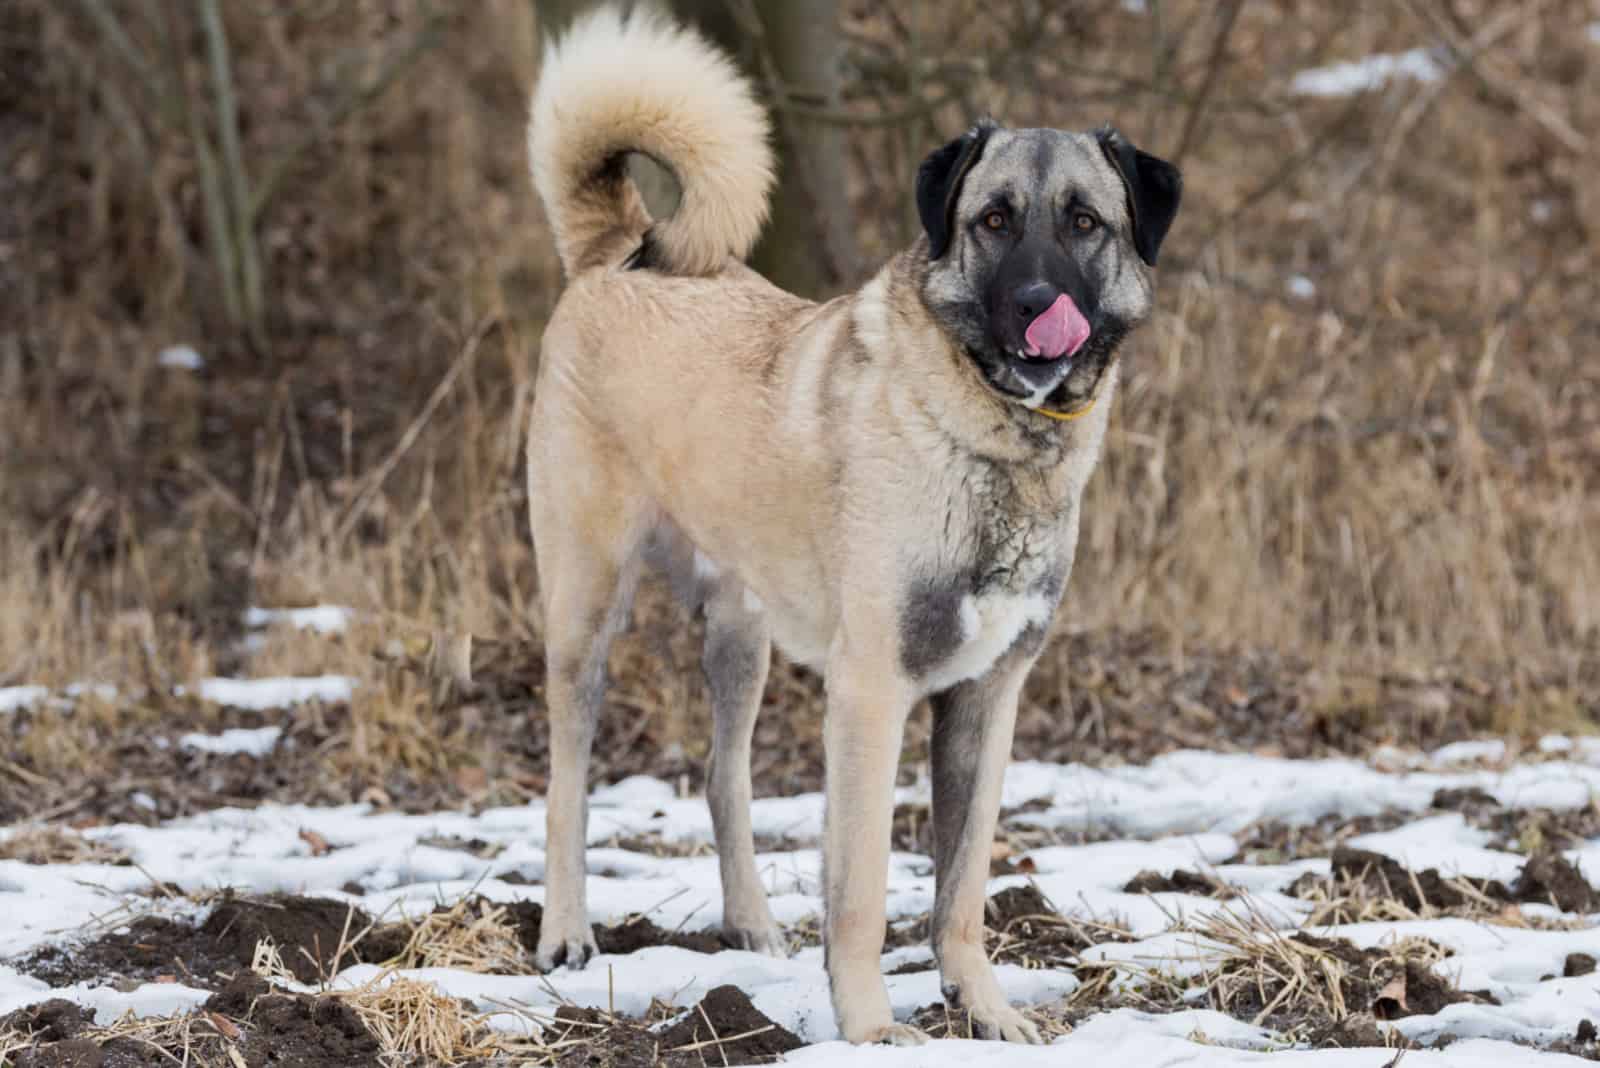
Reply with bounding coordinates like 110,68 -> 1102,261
156,344 -> 204,370
1430,738 -> 1508,766
1346,813 -> 1526,881
0,685 -> 47,713
1286,274 -> 1316,299
7,748 -> 1600,1062
178,724 -> 284,757
243,604 -> 352,634
180,674 -> 356,710
1291,48 -> 1444,97
1589,22 -> 1600,44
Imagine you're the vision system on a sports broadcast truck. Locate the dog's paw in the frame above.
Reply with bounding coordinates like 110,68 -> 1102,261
723,922 -> 788,958
962,1003 -> 1043,1044
852,1023 -> 929,1046
533,928 -> 598,972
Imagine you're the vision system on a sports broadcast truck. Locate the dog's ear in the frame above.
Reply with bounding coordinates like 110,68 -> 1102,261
916,120 -> 998,260
1095,125 -> 1182,267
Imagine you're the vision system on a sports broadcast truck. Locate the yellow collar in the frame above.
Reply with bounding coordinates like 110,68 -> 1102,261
1032,395 -> 1097,422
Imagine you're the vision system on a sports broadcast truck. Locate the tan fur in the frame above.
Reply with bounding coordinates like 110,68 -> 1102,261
524,4 -> 1138,1047
528,4 -> 774,276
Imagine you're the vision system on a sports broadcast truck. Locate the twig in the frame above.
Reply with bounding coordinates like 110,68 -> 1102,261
250,7 -> 446,219
333,317 -> 495,546
1171,0 -> 1243,167
1407,0 -> 1581,154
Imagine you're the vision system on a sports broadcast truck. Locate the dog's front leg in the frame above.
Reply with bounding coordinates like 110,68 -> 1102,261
929,643 -> 1045,1043
822,654 -> 925,1045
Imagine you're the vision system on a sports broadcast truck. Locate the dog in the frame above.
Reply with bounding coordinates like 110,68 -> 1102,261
525,3 -> 1180,1046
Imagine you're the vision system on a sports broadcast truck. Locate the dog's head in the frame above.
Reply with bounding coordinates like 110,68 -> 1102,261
917,120 -> 1181,410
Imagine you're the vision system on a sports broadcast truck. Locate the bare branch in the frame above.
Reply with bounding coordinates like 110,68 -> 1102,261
250,8 -> 446,220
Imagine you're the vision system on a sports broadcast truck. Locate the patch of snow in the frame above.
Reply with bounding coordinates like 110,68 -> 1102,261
0,967 -> 211,1022
1286,274 -> 1316,299
8,750 -> 1600,1061
1120,0 -> 1146,13
1346,813 -> 1525,881
156,344 -> 204,371
243,604 -> 352,634
0,686 -> 47,713
181,674 -> 355,710
1589,22 -> 1600,44
1291,48 -> 1444,98
178,725 -> 284,757
63,682 -> 119,702
1430,738 -> 1507,766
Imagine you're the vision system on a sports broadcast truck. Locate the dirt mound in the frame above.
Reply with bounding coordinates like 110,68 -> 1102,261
1123,869 -> 1236,898
1,1000 -> 95,1043
1292,845 -> 1600,919
1288,847 -> 1512,916
202,974 -> 383,1068
18,895 -> 398,990
0,979 -> 383,1068
498,899 -> 728,958
985,884 -> 1057,926
596,916 -> 726,956
1431,786 -> 1500,814
548,989 -> 803,1067
1513,850 -> 1600,912
1208,932 -> 1497,1044
657,985 -> 804,1063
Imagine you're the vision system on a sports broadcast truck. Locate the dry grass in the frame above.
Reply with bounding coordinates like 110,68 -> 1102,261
2,0 -> 1597,811
338,974 -> 513,1066
388,897 -> 529,974
0,825 -> 128,865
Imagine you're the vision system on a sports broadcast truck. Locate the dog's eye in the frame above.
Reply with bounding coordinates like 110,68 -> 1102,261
1072,211 -> 1098,234
983,211 -> 1007,232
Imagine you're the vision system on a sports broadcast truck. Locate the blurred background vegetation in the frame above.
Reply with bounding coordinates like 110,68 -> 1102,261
1,1 -> 1598,820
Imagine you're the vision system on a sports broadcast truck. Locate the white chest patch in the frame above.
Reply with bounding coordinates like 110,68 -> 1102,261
920,591 -> 1054,694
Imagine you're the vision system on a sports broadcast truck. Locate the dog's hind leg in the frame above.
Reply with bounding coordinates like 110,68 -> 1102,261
701,581 -> 784,956
927,636 -> 1046,1044
528,426 -> 651,972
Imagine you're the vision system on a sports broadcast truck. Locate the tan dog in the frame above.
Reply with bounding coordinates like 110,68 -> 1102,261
525,4 -> 1180,1045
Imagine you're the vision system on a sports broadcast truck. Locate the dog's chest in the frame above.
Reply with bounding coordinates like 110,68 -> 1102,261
899,491 -> 1069,693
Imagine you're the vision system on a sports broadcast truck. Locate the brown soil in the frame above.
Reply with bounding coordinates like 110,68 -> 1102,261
1235,811 -> 1416,865
203,974 -> 383,1068
12,626 -> 1595,830
886,884 -> 1126,975
1335,846 -> 1511,910
18,895 -> 404,989
1439,794 -> 1600,857
1514,851 -> 1600,913
656,985 -> 804,1063
1216,933 -> 1496,1044
548,986 -> 802,1067
1,978 -> 384,1068
1123,869 -> 1237,899
497,899 -> 728,959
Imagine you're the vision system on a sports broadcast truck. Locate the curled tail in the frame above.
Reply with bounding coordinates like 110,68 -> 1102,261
528,4 -> 775,278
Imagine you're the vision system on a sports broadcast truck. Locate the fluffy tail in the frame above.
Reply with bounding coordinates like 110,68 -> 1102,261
528,4 -> 774,278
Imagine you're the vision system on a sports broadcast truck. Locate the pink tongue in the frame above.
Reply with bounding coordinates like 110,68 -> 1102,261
1023,294 -> 1091,359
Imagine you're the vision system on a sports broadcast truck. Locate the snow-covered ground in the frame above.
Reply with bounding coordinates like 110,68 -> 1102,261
6,727 -> 1600,1063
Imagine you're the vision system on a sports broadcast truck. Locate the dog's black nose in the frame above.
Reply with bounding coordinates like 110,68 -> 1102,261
1012,281 -> 1061,320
